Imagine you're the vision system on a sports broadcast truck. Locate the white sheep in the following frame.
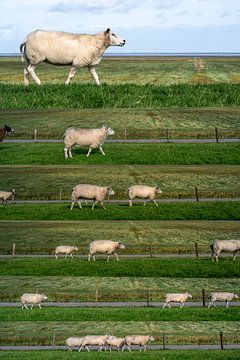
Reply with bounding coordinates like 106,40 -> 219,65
71,184 -> 115,210
126,185 -> 162,207
63,126 -> 115,158
55,245 -> 78,259
106,336 -> 125,351
124,335 -> 155,351
208,292 -> 239,308
65,337 -> 84,351
79,335 -> 110,352
0,189 -> 16,204
163,292 -> 192,308
88,240 -> 125,261
210,240 -> 240,262
20,293 -> 48,309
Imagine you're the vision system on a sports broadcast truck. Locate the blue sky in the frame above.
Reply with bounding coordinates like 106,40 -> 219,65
0,0 -> 239,53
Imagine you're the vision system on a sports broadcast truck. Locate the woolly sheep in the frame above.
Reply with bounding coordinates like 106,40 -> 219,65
106,336 -> 125,351
20,28 -> 125,85
79,335 -> 110,352
124,335 -> 155,351
0,189 -> 16,204
210,240 -> 240,262
20,293 -> 48,309
65,337 -> 84,351
55,245 -> 78,259
163,292 -> 192,308
88,240 -> 125,261
126,185 -> 162,207
71,184 -> 115,210
63,126 -> 115,158
208,292 -> 239,308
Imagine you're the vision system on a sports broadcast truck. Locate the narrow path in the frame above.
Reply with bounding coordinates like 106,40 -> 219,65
3,138 -> 240,143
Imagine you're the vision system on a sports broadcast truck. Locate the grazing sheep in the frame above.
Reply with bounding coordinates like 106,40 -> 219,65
124,335 -> 155,351
0,124 -> 15,142
0,189 -> 16,204
88,240 -> 125,262
20,28 -> 125,85
65,337 -> 84,351
79,335 -> 110,352
126,185 -> 162,207
208,292 -> 239,308
20,293 -> 48,309
210,240 -> 240,262
63,126 -> 115,158
163,292 -> 192,308
55,245 -> 78,259
71,184 -> 115,210
106,336 -> 125,351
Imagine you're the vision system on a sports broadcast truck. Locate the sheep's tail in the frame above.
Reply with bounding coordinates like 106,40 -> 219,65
20,41 -> 27,62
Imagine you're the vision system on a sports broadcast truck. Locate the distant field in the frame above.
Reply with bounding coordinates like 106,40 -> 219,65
0,220 -> 239,255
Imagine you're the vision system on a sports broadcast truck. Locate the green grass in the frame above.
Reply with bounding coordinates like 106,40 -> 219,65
1,83 -> 240,109
1,220 -> 239,255
1,143 -> 240,165
0,202 -> 240,221
0,258 -> 239,278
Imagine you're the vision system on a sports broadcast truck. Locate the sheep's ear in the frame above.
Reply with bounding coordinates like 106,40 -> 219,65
105,28 -> 111,35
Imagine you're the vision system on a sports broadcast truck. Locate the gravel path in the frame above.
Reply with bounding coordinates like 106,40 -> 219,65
3,138 -> 240,143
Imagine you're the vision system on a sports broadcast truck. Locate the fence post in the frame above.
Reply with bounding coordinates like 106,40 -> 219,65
215,128 -> 219,143
34,129 -> 37,141
124,128 -> 127,142
149,243 -> 153,258
147,290 -> 150,307
166,129 -> 169,143
12,243 -> 16,257
52,333 -> 56,349
162,333 -> 166,350
202,289 -> 206,307
195,187 -> 199,202
220,331 -> 224,350
95,289 -> 99,304
195,243 -> 199,259
59,188 -> 62,201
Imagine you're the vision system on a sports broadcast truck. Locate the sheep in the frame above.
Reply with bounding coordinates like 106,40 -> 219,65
106,336 -> 125,351
20,28 -> 125,85
71,184 -> 115,210
126,185 -> 162,207
210,240 -> 240,262
163,292 -> 192,308
79,335 -> 110,352
0,124 -> 15,142
20,293 -> 48,309
124,335 -> 155,351
88,240 -> 125,261
55,245 -> 78,259
208,292 -> 239,308
0,189 -> 16,204
63,126 -> 115,158
65,337 -> 84,351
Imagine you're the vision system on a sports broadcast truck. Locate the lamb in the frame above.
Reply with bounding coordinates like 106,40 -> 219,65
106,336 -> 125,351
126,185 -> 162,207
55,245 -> 78,259
20,293 -> 48,309
210,240 -> 240,262
79,335 -> 109,352
65,337 -> 84,351
124,335 -> 155,351
20,28 -> 125,85
71,184 -> 115,210
88,240 -> 125,261
0,189 -> 16,204
163,292 -> 192,308
208,292 -> 239,308
63,126 -> 115,158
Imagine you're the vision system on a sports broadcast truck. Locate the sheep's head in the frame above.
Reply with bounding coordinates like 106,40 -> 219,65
118,241 -> 125,249
234,294 -> 239,299
104,28 -> 126,47
102,126 -> 115,136
187,293 -> 192,298
149,335 -> 155,341
4,124 -> 15,133
12,189 -> 16,196
155,186 -> 163,194
42,294 -> 48,300
107,187 -> 115,196
73,246 -> 78,251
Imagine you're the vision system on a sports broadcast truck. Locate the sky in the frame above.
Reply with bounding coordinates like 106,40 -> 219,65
0,0 -> 239,53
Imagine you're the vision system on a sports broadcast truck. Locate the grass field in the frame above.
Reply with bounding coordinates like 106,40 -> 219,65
1,220 -> 239,255
1,143 -> 240,165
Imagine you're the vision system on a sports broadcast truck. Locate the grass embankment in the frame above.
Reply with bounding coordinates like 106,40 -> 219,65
0,258 -> 239,277
0,351 -> 239,360
1,143 -> 240,165
1,165 -> 239,200
0,220 -> 239,255
1,83 -> 240,109
2,108 -> 240,139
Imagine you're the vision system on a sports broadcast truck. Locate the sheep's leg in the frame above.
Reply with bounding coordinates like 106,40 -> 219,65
55,253 -> 58,259
208,301 -> 212,308
92,200 -> 96,210
87,147 -> 92,157
107,255 -> 110,261
213,301 -> 217,308
31,305 -> 33,309
143,200 -> 147,206
99,146 -> 105,156
70,201 -> 75,210
38,303 -> 41,309
27,64 -> 41,85
153,199 -> 159,207
168,302 -> 171,308
78,200 -> 82,209
129,200 -> 133,207
78,346 -> 83,352
86,345 -> 90,352
127,345 -> 131,352
121,344 -> 125,351
65,66 -> 78,85
88,253 -> 91,261
180,302 -> 185,308
226,300 -> 229,308
88,65 -> 100,85
24,67 -> 30,85
233,250 -> 237,261
64,147 -> 68,159
144,345 -> 147,351
115,253 -> 119,261
163,302 -> 166,308
68,347 -> 72,351
70,253 -> 73,259
101,201 -> 106,210
69,148 -> 72,158
93,255 -> 96,261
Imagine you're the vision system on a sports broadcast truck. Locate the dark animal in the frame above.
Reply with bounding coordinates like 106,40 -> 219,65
0,125 -> 15,142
